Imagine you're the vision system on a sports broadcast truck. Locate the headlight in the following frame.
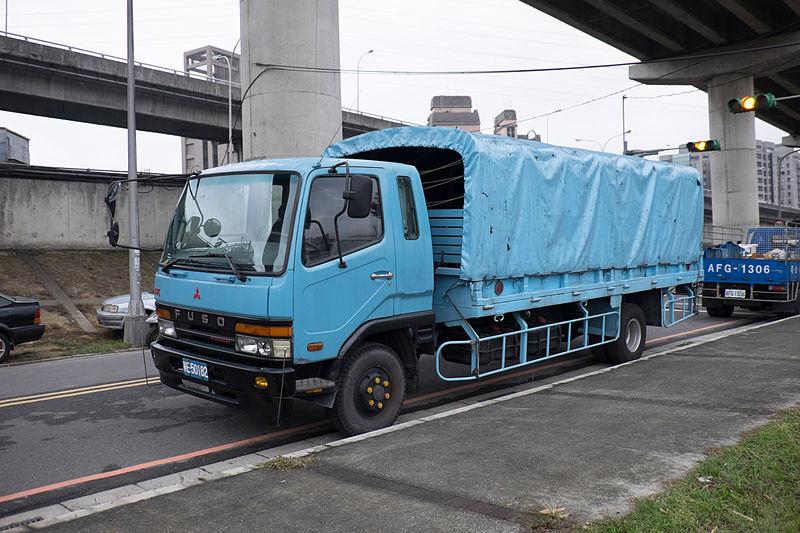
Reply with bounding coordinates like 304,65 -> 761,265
158,319 -> 177,338
101,304 -> 120,313
235,335 -> 292,359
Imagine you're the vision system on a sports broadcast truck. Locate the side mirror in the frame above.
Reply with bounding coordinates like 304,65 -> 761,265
344,175 -> 373,219
108,221 -> 120,246
105,181 -> 122,247
204,218 -> 222,238
105,181 -> 121,213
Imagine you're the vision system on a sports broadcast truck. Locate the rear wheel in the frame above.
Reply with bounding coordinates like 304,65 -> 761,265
328,342 -> 405,436
607,303 -> 646,364
0,332 -> 11,364
706,305 -> 734,318
588,335 -> 611,363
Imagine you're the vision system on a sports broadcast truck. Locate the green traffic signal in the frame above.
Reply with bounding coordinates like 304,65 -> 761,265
727,93 -> 776,113
686,139 -> 720,152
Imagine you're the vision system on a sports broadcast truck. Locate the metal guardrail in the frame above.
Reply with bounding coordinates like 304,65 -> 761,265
342,107 -> 422,127
0,30 -> 241,88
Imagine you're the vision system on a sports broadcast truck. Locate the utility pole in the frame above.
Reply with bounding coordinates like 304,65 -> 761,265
124,0 -> 147,345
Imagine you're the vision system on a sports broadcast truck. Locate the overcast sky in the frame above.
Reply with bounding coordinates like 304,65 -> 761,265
0,0 -> 787,173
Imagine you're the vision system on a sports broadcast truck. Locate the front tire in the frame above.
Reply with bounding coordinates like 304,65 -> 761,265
607,303 -> 646,364
328,342 -> 405,436
0,332 -> 12,364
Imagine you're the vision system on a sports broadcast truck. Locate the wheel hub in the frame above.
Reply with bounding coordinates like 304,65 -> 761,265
624,318 -> 642,352
357,370 -> 391,414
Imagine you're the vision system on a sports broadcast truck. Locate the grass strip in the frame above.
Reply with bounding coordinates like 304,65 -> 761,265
586,408 -> 800,533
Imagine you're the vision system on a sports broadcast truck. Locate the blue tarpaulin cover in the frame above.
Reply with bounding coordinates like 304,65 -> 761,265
324,126 -> 703,281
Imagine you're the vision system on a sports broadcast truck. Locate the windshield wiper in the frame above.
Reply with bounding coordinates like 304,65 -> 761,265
161,257 -> 204,273
193,252 -> 247,282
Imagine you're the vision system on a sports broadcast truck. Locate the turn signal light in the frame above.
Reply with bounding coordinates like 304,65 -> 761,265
235,324 -> 292,337
156,308 -> 171,319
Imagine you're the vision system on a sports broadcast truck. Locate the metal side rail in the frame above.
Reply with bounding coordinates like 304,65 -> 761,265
661,286 -> 696,328
434,309 -> 620,381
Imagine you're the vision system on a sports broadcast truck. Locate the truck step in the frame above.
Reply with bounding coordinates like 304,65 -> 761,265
295,378 -> 336,394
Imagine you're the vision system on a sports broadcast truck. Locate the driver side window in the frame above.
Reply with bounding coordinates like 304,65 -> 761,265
302,176 -> 383,266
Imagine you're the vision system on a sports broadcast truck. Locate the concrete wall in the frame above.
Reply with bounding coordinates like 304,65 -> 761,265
0,176 -> 183,250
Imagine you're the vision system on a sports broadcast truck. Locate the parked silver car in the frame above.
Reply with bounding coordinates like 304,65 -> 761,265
97,293 -> 158,344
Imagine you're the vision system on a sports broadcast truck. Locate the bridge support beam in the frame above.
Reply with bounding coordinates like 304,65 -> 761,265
707,73 -> 759,230
239,0 -> 342,160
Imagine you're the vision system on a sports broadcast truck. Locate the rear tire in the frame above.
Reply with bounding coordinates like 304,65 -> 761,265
0,332 -> 11,364
706,306 -> 734,318
588,335 -> 611,363
607,303 -> 646,364
328,342 -> 405,436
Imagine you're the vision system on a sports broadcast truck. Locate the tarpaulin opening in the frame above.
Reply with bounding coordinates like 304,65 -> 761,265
328,146 -> 464,210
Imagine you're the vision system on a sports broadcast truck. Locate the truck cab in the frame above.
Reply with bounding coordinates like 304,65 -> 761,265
151,158 -> 434,433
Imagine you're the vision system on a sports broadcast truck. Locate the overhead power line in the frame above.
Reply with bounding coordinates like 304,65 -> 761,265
255,40 -> 800,77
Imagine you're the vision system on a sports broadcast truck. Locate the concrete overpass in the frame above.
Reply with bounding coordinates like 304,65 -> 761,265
0,33 -> 408,143
519,0 -> 800,136
520,0 -> 800,230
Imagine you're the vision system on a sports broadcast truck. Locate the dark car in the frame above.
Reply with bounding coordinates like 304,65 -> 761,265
0,293 -> 46,363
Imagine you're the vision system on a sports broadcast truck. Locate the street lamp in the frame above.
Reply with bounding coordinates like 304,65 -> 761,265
574,137 -> 602,151
213,54 -> 233,165
575,130 -> 632,152
776,148 -> 800,222
356,49 -> 373,113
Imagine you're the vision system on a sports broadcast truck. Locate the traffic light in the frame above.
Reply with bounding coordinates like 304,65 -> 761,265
686,139 -> 720,152
727,93 -> 776,113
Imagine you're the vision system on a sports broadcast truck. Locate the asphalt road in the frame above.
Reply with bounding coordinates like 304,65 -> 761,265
0,310 -> 770,518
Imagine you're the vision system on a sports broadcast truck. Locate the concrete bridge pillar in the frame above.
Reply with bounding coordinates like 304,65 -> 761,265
707,74 -> 759,231
239,0 -> 342,160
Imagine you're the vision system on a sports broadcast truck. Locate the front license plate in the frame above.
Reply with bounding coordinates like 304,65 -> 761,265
724,289 -> 747,298
182,358 -> 209,381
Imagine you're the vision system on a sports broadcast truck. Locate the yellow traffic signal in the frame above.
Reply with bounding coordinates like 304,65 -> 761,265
728,93 -> 776,114
686,140 -> 720,152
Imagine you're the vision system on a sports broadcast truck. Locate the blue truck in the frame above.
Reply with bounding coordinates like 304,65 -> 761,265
143,127 -> 703,435
702,226 -> 800,317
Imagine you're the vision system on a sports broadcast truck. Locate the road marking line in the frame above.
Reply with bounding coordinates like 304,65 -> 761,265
0,378 -> 157,408
644,318 -> 747,345
405,356 -> 593,404
0,420 -> 327,505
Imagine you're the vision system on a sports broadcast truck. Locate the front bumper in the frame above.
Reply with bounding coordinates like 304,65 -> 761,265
151,340 -> 297,414
96,309 -> 125,329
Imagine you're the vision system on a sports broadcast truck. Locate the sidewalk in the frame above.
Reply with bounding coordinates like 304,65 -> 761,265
8,317 -> 800,532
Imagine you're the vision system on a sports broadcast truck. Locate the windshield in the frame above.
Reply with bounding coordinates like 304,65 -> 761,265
161,172 -> 300,275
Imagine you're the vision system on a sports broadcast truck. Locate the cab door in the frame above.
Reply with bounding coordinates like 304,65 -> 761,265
293,170 -> 396,364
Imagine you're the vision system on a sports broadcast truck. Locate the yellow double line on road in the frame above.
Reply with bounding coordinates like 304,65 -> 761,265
0,378 -> 159,408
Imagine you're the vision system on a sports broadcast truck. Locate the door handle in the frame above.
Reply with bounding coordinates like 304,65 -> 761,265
370,271 -> 394,280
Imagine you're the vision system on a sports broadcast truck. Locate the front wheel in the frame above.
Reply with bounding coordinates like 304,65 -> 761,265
607,303 -> 646,364
328,342 -> 405,436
